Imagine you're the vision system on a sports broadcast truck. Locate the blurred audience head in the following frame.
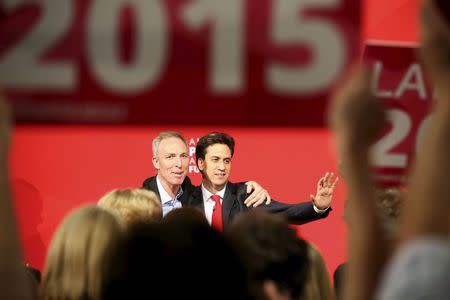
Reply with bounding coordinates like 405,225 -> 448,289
24,265 -> 39,300
161,205 -> 208,227
227,211 -> 310,300
98,188 -> 162,225
40,205 -> 122,300
373,187 -> 404,240
103,207 -> 250,300
24,264 -> 41,283
300,243 -> 333,300
333,262 -> 347,300
343,187 -> 404,242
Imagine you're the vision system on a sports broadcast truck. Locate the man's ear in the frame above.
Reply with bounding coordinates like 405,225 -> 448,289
197,158 -> 205,171
152,156 -> 159,170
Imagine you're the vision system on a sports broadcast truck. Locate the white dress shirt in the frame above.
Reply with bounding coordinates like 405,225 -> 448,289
201,183 -> 226,225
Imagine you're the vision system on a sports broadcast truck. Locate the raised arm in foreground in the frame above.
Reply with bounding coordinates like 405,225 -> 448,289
0,96 -> 32,300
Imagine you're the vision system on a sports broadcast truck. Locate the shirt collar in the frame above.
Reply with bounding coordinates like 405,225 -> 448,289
201,183 -> 227,204
156,175 -> 183,205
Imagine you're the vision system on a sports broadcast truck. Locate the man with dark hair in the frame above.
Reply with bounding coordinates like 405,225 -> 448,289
188,132 -> 337,230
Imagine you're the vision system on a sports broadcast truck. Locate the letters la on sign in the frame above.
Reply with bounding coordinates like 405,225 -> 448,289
363,42 -> 433,187
0,0 -> 360,125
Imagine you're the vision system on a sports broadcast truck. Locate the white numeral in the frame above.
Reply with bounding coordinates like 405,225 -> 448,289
267,0 -> 345,95
416,115 -> 432,154
0,0 -> 75,90
182,0 -> 244,93
1,0 -> 347,96
87,0 -> 168,93
371,110 -> 411,168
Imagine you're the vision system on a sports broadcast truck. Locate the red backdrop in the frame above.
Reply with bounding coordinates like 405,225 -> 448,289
0,0 -> 360,126
10,0 -> 420,276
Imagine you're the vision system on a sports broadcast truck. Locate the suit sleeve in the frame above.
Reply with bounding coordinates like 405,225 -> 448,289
142,178 -> 151,189
254,198 -> 331,225
235,182 -> 330,225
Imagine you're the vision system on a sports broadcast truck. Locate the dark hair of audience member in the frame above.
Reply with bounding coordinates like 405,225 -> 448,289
226,211 -> 310,300
103,207 -> 252,300
161,206 -> 209,227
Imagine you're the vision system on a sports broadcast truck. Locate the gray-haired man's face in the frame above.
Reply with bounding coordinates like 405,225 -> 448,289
153,137 -> 189,188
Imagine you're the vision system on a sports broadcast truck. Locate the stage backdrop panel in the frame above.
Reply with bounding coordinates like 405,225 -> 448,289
0,0 -> 360,126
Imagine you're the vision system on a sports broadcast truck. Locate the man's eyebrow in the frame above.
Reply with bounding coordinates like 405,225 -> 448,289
212,155 -> 228,160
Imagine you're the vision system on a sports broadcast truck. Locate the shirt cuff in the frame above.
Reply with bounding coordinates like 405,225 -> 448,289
313,204 -> 329,214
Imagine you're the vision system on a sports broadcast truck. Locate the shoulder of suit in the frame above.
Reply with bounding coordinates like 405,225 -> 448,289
191,185 -> 202,195
182,176 -> 194,190
142,176 -> 157,189
227,181 -> 245,195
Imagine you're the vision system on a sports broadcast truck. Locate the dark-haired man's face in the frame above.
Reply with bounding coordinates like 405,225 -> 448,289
198,144 -> 232,191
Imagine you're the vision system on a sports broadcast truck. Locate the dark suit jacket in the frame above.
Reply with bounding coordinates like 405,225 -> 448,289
186,181 -> 330,230
142,176 -> 248,206
142,176 -> 195,206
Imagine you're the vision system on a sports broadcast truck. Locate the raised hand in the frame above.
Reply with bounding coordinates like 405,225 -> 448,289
420,0 -> 450,90
310,172 -> 339,210
328,66 -> 386,152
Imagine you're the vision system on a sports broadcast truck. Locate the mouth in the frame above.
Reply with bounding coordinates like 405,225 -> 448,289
172,172 -> 185,177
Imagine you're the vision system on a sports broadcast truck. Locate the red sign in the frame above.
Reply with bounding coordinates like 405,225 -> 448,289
0,0 -> 360,125
363,42 -> 433,186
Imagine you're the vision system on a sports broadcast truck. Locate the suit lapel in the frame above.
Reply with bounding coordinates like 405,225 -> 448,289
179,177 -> 195,206
222,183 -> 238,229
188,187 -> 205,213
147,177 -> 162,201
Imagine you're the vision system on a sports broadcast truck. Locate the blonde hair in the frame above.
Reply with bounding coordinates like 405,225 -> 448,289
374,187 -> 404,240
300,243 -> 333,300
343,187 -> 404,241
40,205 -> 122,300
98,188 -> 162,225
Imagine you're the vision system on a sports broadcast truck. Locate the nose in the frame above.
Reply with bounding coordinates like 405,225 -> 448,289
174,156 -> 183,167
217,161 -> 225,170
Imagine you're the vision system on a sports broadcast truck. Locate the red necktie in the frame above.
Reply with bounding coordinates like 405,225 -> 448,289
211,194 -> 223,231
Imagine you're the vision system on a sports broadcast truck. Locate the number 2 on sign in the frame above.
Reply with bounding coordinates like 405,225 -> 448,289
371,109 -> 431,168
0,0 -> 75,90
